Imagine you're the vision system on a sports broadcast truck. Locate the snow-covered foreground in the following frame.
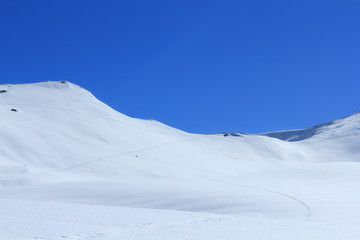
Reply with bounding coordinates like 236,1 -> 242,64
1,81 -> 360,239
2,198 -> 360,240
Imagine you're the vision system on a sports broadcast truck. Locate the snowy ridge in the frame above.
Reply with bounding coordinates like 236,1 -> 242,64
1,81 -> 360,239
260,112 -> 360,141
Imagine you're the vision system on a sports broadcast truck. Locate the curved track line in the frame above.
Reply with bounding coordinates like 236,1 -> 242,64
55,136 -> 203,171
208,177 -> 312,219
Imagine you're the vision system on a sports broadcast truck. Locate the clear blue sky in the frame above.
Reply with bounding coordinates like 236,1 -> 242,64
1,0 -> 359,133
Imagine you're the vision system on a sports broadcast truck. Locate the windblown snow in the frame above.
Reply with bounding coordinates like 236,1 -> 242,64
1,81 -> 360,239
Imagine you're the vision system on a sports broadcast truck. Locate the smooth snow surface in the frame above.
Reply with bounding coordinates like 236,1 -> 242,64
1,81 -> 360,239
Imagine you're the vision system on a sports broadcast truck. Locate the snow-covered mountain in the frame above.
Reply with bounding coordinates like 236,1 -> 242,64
1,81 -> 360,240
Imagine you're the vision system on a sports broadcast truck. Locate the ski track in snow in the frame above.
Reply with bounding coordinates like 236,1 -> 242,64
56,136 -> 204,171
208,178 -> 312,220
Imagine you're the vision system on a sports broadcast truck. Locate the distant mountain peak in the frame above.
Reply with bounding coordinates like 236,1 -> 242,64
217,111 -> 360,142
260,111 -> 360,141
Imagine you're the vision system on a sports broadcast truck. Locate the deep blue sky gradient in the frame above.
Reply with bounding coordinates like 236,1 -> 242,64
1,0 -> 360,133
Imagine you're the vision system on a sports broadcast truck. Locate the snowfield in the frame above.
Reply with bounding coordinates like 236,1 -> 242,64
2,199 -> 360,240
1,81 -> 360,239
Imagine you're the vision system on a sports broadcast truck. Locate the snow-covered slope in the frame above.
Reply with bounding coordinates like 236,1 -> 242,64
1,81 -> 360,239
0,81 -> 317,179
